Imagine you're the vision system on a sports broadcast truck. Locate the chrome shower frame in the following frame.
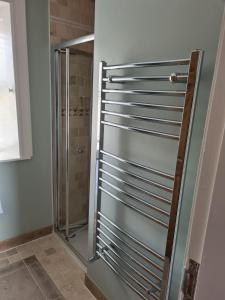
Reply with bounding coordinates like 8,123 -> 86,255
52,34 -> 94,240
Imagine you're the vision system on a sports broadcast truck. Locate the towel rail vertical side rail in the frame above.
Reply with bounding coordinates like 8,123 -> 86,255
161,50 -> 203,299
91,61 -> 106,259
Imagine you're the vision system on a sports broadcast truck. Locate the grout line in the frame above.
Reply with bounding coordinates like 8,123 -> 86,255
50,15 -> 93,32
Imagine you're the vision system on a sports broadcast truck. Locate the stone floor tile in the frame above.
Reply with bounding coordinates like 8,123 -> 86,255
0,260 -> 44,300
0,258 -> 10,270
16,240 -> 42,259
8,254 -> 22,264
24,255 -> 63,299
0,252 -> 7,260
0,233 -> 95,300
45,247 -> 57,256
6,248 -> 18,256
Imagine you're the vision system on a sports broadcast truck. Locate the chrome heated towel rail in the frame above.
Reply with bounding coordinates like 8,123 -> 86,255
91,50 -> 203,300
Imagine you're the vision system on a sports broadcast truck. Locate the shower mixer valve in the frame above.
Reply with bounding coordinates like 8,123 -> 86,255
75,144 -> 84,154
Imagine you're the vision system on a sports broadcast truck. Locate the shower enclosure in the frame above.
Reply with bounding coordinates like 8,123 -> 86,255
53,34 -> 94,263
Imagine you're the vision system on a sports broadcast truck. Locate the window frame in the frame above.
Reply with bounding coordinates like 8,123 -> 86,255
1,0 -> 32,161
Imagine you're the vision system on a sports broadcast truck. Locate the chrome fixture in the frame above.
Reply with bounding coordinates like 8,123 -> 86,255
90,50 -> 203,300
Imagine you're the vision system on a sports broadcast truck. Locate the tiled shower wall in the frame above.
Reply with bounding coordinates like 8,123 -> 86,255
60,53 -> 93,225
50,0 -> 94,45
50,0 -> 94,226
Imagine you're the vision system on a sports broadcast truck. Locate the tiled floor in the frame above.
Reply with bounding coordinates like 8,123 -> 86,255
0,255 -> 63,299
0,234 -> 96,300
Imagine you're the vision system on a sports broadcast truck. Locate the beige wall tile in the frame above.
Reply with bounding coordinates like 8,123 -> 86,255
50,0 -> 94,45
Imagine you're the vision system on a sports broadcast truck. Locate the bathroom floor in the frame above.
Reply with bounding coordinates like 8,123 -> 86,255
69,227 -> 89,262
0,234 -> 96,300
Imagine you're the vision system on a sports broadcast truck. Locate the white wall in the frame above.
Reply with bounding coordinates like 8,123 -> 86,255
195,129 -> 225,299
183,10 -> 225,299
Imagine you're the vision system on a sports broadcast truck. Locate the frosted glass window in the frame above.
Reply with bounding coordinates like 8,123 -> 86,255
0,0 -> 32,162
0,1 -> 20,160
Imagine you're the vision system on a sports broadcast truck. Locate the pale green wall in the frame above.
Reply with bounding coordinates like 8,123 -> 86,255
87,1 -> 224,299
0,0 -> 52,241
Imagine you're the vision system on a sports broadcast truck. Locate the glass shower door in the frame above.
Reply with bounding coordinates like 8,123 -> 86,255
55,40 -> 93,254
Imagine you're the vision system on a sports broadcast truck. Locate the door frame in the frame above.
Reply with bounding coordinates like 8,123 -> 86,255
180,7 -> 225,299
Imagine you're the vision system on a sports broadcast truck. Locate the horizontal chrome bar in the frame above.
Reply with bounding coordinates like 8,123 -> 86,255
54,33 -> 94,51
98,246 -> 160,299
97,234 -> 162,282
102,73 -> 188,83
99,186 -> 168,228
102,110 -> 182,126
102,89 -> 186,97
103,59 -> 190,70
99,178 -> 170,217
100,150 -> 174,180
101,121 -> 180,140
97,251 -> 151,300
102,100 -> 184,112
97,241 -> 161,291
100,159 -> 173,192
97,225 -> 163,272
98,245 -> 152,292
100,168 -> 171,205
98,212 -> 165,262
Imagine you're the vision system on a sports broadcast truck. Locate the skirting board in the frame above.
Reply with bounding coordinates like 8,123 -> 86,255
85,274 -> 108,300
0,225 -> 53,252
